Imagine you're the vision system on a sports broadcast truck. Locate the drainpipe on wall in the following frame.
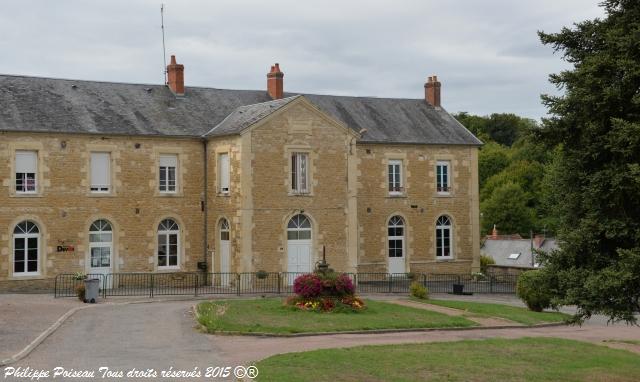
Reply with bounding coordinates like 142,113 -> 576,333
203,139 -> 208,272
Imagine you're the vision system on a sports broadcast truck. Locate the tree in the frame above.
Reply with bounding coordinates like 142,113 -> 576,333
478,142 -> 511,186
536,0 -> 640,323
481,182 -> 536,236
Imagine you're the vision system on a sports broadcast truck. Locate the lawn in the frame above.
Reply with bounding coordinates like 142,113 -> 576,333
196,298 -> 475,334
417,298 -> 570,325
254,337 -> 640,382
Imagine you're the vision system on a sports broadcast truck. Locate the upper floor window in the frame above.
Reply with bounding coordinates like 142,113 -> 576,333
15,150 -> 37,194
159,154 -> 177,193
13,221 -> 40,276
291,152 -> 309,194
388,160 -> 403,195
90,152 -> 111,193
436,215 -> 452,259
218,153 -> 230,194
436,161 -> 450,194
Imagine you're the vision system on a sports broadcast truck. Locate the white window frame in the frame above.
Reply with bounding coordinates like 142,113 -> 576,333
89,220 -> 113,269
436,215 -> 453,259
291,152 -> 309,194
90,152 -> 111,193
15,150 -> 38,194
388,216 -> 405,259
159,154 -> 178,194
218,153 -> 230,195
12,221 -> 40,276
157,219 -> 180,270
388,160 -> 403,195
436,161 -> 451,194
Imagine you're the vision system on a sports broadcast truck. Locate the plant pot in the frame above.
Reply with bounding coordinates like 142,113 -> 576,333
452,283 -> 464,295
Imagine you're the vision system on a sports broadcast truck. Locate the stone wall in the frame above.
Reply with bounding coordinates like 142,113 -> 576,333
0,132 -> 205,288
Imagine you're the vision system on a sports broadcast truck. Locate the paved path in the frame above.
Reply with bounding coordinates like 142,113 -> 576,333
10,301 -> 226,377
213,321 -> 640,365
0,294 -> 79,361
383,299 -> 522,327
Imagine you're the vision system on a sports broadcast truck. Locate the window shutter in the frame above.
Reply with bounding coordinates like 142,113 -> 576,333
15,151 -> 37,173
219,153 -> 230,191
159,154 -> 177,168
91,152 -> 110,188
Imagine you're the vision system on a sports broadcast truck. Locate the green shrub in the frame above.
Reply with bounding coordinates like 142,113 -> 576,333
517,270 -> 552,312
480,255 -> 495,273
410,282 -> 428,299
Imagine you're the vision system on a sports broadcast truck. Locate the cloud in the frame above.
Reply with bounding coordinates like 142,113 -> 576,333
0,0 -> 605,119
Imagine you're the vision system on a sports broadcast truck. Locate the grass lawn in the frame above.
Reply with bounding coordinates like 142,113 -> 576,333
416,298 -> 570,325
255,337 -> 640,382
196,298 -> 475,334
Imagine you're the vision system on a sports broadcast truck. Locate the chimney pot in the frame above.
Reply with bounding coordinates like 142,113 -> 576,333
267,62 -> 284,99
166,54 -> 185,95
424,74 -> 441,107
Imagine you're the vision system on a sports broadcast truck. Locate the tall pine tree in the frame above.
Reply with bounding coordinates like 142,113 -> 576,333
537,0 -> 640,323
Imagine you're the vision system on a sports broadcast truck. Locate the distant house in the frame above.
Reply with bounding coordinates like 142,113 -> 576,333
481,227 -> 557,268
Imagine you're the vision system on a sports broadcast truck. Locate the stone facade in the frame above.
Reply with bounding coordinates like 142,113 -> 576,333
0,97 -> 480,292
0,132 -> 205,291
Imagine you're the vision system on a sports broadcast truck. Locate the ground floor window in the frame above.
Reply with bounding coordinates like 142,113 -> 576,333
158,219 -> 179,268
436,215 -> 452,258
13,221 -> 39,275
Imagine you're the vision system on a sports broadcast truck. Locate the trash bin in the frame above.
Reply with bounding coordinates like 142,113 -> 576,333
452,283 -> 464,295
84,278 -> 100,303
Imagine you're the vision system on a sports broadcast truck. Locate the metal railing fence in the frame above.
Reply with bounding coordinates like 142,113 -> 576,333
54,272 -> 519,298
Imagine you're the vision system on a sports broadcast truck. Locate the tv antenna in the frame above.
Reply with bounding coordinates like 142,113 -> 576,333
161,4 -> 167,84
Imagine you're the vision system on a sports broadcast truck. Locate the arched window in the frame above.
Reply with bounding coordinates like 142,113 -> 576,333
13,221 -> 40,275
220,218 -> 230,241
287,214 -> 311,240
388,216 -> 405,258
158,219 -> 179,269
436,215 -> 452,258
89,220 -> 112,269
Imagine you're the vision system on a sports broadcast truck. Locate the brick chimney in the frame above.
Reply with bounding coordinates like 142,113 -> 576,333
166,55 -> 185,95
424,75 -> 441,107
267,63 -> 284,99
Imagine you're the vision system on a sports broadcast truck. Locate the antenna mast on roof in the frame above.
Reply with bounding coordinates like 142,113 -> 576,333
161,4 -> 167,84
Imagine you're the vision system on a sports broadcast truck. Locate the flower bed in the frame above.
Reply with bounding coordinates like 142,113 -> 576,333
285,272 -> 366,312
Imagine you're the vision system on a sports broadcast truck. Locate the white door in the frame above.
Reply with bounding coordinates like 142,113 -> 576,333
287,214 -> 312,283
388,216 -> 406,274
218,219 -> 231,287
89,220 -> 113,288
287,241 -> 312,273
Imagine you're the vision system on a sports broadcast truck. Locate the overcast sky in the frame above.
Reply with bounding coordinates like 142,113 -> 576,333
0,1 -> 605,120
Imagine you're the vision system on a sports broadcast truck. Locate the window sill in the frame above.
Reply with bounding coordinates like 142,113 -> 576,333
435,257 -> 454,262
217,192 -> 231,197
87,193 -> 117,198
435,193 -> 453,198
288,192 -> 312,197
10,274 -> 44,280
157,193 -> 182,198
11,193 -> 44,198
156,267 -> 181,273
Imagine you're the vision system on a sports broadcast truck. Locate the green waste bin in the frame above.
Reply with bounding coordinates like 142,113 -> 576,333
84,278 -> 100,303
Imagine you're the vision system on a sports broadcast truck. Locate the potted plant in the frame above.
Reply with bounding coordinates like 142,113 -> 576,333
256,270 -> 269,280
73,272 -> 87,302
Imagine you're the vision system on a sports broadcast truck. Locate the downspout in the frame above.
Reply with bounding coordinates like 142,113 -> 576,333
203,138 -> 208,272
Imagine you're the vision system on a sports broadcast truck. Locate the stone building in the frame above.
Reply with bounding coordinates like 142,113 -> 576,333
0,56 -> 482,291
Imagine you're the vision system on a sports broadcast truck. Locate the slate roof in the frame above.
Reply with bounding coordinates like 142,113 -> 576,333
0,74 -> 482,145
481,238 -> 558,268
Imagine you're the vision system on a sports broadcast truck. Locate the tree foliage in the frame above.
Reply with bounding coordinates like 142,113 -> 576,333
536,0 -> 640,323
480,182 -> 536,236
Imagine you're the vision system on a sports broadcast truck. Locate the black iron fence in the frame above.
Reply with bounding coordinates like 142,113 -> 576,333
54,272 -> 518,298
